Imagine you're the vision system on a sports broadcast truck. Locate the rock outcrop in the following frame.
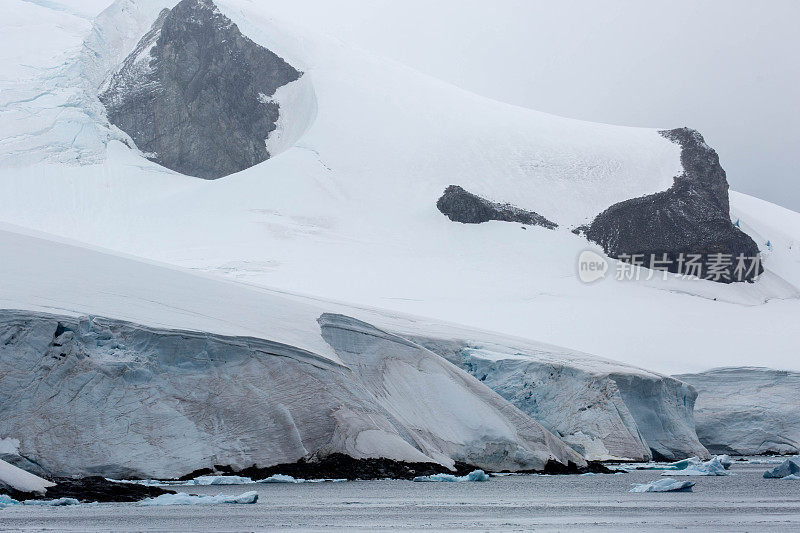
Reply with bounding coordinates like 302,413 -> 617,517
99,0 -> 301,179
0,310 -> 583,479
676,367 -> 800,455
437,185 -> 557,228
586,128 -> 762,283
407,335 -> 709,462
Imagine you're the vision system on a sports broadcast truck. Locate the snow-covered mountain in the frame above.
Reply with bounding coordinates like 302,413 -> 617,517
0,0 -> 798,476
1,0 -> 798,376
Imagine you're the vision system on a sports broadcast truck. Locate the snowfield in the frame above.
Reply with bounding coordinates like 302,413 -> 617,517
0,0 -> 797,376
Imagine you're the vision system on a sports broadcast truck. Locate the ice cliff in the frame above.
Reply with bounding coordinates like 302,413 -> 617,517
406,335 -> 709,462
0,309 -> 582,479
676,367 -> 800,455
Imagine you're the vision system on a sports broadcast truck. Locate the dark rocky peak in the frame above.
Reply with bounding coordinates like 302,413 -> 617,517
586,127 -> 762,283
436,185 -> 557,229
100,0 -> 302,179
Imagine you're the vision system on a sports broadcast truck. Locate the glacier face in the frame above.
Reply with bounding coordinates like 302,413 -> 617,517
407,336 -> 708,462
676,367 -> 800,455
0,309 -> 583,478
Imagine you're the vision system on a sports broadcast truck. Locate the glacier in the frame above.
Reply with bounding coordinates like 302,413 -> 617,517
0,224 -> 723,477
676,368 -> 800,455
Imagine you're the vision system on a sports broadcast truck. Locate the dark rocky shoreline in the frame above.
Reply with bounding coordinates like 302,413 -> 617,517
1,477 -> 173,503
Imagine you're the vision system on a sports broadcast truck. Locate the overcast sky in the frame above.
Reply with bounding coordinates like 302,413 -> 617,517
260,0 -> 799,212
74,0 -> 799,211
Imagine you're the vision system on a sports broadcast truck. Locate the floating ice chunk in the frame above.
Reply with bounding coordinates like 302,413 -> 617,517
717,455 -> 733,469
763,458 -> 800,479
0,494 -> 20,508
22,497 -> 81,506
258,474 -> 300,483
661,456 -> 730,476
412,470 -> 489,482
140,491 -> 259,506
783,474 -> 800,480
630,478 -> 695,493
187,475 -> 254,485
256,475 -> 347,483
0,458 -> 55,494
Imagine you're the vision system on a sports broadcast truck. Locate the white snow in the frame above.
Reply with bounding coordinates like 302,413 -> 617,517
0,458 -> 55,495
412,470 -> 489,482
3,0 -> 798,378
140,491 -> 259,505
630,478 -> 695,493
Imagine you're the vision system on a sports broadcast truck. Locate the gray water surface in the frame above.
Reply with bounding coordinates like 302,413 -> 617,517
1,463 -> 799,531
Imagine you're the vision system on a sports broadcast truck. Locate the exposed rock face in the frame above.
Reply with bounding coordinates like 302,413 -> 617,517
99,0 -> 301,179
586,128 -> 762,283
437,185 -> 557,228
407,336 -> 709,462
0,310 -> 582,479
676,367 -> 800,455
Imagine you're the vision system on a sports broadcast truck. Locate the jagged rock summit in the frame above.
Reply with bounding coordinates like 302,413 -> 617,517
586,128 -> 762,283
100,0 -> 302,179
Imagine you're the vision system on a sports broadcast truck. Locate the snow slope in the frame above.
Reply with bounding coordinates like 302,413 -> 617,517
0,0 -> 798,378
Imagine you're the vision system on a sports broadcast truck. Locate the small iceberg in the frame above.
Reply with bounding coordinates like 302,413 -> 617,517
661,456 -> 730,476
0,494 -> 20,508
22,497 -> 81,506
257,474 -> 346,484
412,470 -> 489,482
186,475 -> 254,485
763,458 -> 800,479
139,491 -> 259,506
630,478 -> 695,493
258,474 -> 301,483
